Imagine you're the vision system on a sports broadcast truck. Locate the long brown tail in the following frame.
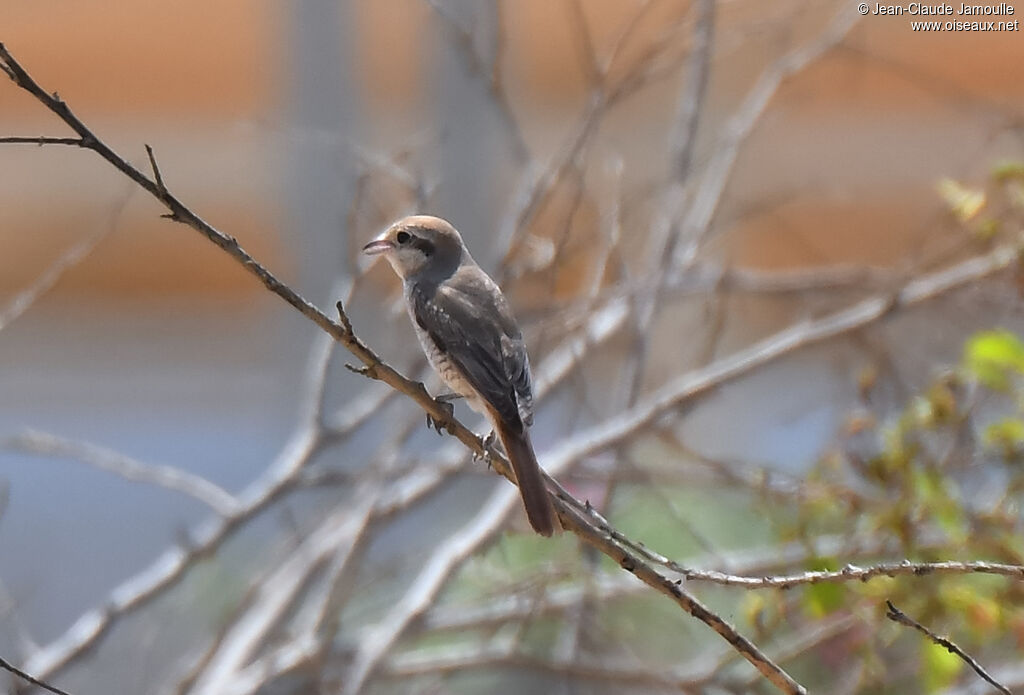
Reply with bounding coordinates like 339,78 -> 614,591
495,423 -> 559,536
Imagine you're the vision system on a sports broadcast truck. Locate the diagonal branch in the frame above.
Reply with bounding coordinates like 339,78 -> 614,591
0,656 -> 73,695
0,184 -> 131,333
187,490 -> 380,695
0,135 -> 84,146
0,40 -> 480,469
885,600 -> 1012,695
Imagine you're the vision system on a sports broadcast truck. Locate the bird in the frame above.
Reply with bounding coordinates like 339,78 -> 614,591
362,215 -> 559,536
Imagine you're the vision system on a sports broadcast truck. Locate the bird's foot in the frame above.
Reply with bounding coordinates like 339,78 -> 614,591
473,430 -> 498,468
426,393 -> 462,434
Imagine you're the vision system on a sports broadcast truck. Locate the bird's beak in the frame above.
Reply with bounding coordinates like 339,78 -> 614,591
362,237 -> 394,256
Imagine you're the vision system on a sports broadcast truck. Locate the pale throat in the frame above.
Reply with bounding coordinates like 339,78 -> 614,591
384,250 -> 430,280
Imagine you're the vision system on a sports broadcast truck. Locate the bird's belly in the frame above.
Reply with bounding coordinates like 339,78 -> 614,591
412,323 -> 488,415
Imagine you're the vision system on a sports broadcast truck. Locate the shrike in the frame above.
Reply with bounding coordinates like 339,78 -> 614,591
363,215 -> 558,536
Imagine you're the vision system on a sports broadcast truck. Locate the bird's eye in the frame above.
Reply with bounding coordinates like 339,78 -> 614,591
396,231 -> 411,245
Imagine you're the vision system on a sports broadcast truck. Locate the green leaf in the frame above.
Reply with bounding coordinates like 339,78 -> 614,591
922,640 -> 964,692
963,330 -> 1024,390
804,581 -> 844,617
802,557 -> 845,617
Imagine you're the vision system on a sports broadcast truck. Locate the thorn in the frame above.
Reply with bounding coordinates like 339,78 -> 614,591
335,300 -> 353,335
145,143 -> 167,199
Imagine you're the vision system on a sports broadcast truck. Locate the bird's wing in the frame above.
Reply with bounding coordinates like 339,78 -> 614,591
410,276 -> 532,428
500,332 -> 534,426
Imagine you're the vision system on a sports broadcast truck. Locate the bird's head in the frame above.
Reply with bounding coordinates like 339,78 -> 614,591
363,215 -> 467,281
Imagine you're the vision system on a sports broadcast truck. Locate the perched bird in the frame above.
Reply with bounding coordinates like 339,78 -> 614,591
363,215 -> 558,536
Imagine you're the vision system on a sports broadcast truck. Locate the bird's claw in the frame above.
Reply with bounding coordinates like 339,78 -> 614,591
473,430 -> 498,468
426,393 -> 460,434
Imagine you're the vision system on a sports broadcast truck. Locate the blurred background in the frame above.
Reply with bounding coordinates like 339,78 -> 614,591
1,1 -> 1024,693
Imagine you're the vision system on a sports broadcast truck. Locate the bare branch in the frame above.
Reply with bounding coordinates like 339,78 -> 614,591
553,499 -> 808,694
425,0 -> 529,163
145,143 -> 168,201
493,1 -> 690,274
0,656 -> 74,695
621,0 -> 716,404
413,534 -> 905,638
421,572 -> 638,633
0,135 -> 84,146
0,40 -> 481,472
567,0 -> 600,89
683,560 -> 1024,589
384,640 -> 713,690
730,614 -> 860,689
187,491 -> 380,695
885,600 -> 1012,695
2,430 -> 240,516
18,423 -> 318,681
18,256 -> 623,686
672,261 -> 900,296
673,5 -> 861,268
17,286 -> 359,681
0,185 -> 130,333
343,483 -> 529,694
670,0 -> 714,183
544,242 -> 1021,510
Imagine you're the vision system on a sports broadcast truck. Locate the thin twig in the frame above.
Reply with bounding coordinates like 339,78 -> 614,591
673,4 -> 861,268
0,135 -> 84,146
425,0 -> 529,163
0,656 -> 73,695
2,430 -> 240,516
670,0 -> 715,184
0,40 -> 474,466
145,143 -> 168,200
16,282 -> 358,681
567,0 -> 600,89
0,184 -> 131,332
19,261 -> 624,688
187,490 -> 380,695
620,0 -> 715,404
384,641 -> 713,690
885,600 -> 1012,695
343,482 -> 531,695
492,1 -> 690,274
